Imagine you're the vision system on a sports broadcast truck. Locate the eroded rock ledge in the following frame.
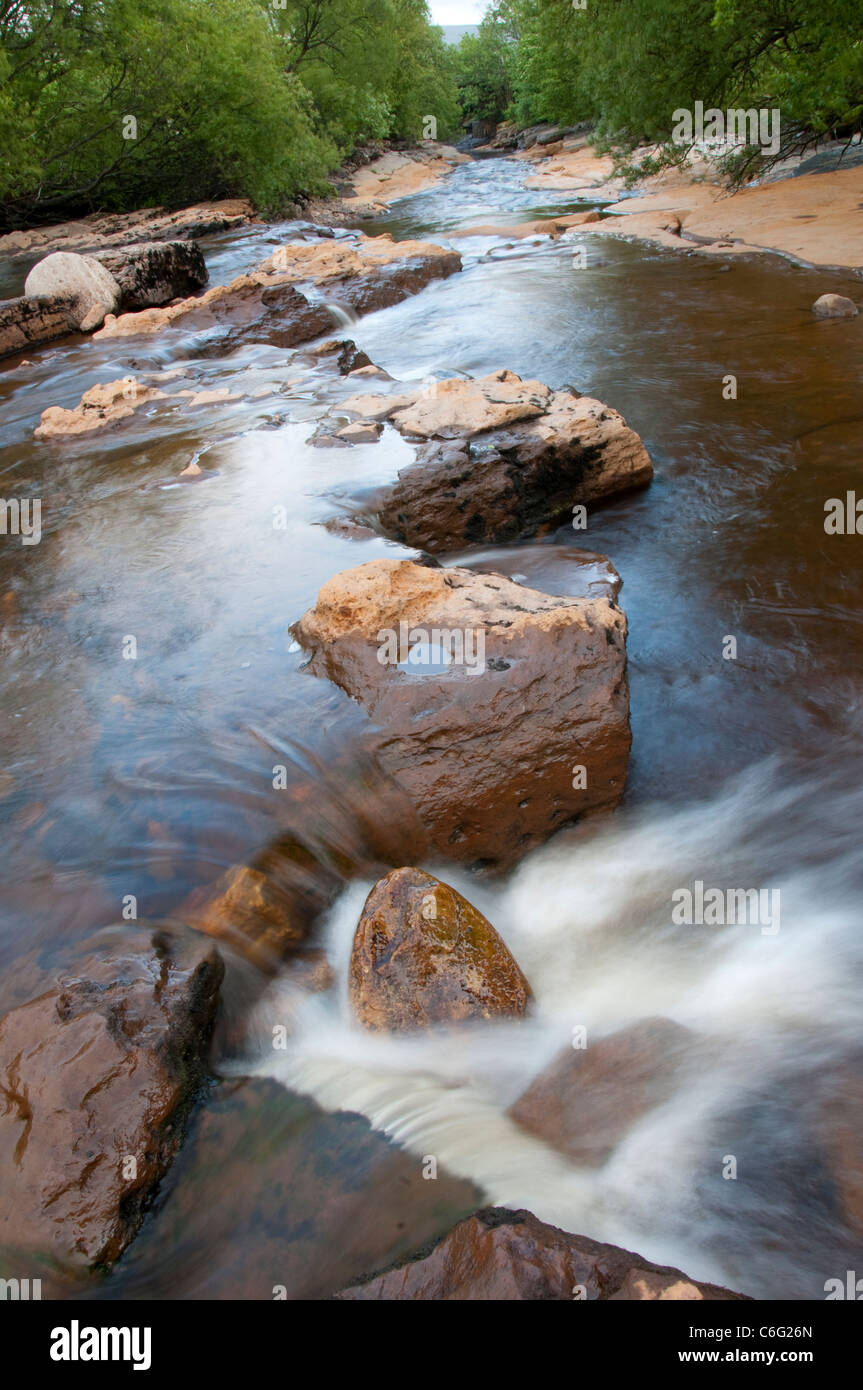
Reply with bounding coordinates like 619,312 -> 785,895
338,370 -> 653,550
292,558 -> 631,868
94,232 -> 461,341
335,1207 -> 749,1300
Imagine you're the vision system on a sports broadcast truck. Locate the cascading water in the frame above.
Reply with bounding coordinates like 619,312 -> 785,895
1,153 -> 861,1300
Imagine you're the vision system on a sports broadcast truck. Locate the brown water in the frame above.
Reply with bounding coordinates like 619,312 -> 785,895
1,157 -> 862,1299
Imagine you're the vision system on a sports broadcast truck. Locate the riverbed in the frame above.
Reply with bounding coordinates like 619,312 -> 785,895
1,155 -> 861,1299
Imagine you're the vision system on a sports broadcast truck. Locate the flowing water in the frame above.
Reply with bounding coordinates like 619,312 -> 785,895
1,157 -> 862,1299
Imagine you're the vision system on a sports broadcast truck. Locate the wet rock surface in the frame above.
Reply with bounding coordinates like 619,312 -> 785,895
99,1078 -> 482,1300
94,275 -> 332,345
335,1207 -> 749,1300
292,557 -> 631,867
34,377 -> 168,438
0,926 -> 223,1272
350,867 -> 531,1031
812,292 -> 858,318
257,231 -> 462,313
338,370 -> 653,550
179,833 -> 345,970
93,232 -> 459,345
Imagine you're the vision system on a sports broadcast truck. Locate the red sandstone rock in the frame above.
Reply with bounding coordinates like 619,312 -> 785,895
335,1207 -> 749,1300
292,558 -> 631,867
350,867 -> 530,1031
0,927 -> 223,1270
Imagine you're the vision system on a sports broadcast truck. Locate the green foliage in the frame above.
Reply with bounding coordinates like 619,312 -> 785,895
453,10 -> 514,123
460,0 -> 863,170
0,0 -> 458,227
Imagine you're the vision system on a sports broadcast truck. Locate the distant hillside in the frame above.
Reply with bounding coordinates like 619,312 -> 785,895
440,24 -> 478,45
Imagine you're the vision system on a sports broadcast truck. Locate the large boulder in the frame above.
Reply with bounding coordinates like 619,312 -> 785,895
350,867 -> 531,1031
24,251 -> 121,328
95,239 -> 208,310
510,1018 -> 695,1166
2,242 -> 210,358
336,1207 -> 749,1300
341,371 -> 652,551
0,927 -> 223,1271
292,558 -> 631,867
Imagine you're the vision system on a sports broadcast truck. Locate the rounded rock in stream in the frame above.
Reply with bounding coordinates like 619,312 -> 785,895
335,1207 -> 749,1300
349,867 -> 531,1031
812,293 -> 858,319
24,250 -> 121,328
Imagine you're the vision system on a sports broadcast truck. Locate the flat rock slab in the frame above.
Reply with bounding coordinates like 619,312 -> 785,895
0,927 -> 223,1272
94,275 -> 332,345
98,1078 -> 481,1300
336,1207 -> 749,1299
292,558 -> 631,868
0,199 -> 252,258
350,867 -> 531,1031
32,375 -> 243,439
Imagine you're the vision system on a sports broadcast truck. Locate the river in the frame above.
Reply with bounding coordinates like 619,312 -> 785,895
1,156 -> 861,1299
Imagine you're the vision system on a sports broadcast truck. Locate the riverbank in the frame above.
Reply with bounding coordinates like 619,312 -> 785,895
478,132 -> 863,272
0,143 -> 468,262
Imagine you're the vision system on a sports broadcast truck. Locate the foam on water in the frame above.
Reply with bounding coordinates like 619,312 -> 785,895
243,759 -> 863,1298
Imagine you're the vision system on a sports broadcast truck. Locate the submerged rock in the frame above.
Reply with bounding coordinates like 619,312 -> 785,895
510,1018 -> 695,1166
0,927 -> 223,1271
292,558 -> 631,867
812,293 -> 858,319
342,370 -> 652,551
335,1207 -> 749,1299
349,867 -> 530,1031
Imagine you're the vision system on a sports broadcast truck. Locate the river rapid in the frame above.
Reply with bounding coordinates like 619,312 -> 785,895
1,156 -> 861,1299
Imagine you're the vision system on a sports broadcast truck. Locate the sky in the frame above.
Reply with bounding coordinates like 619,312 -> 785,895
428,0 -> 486,24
